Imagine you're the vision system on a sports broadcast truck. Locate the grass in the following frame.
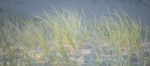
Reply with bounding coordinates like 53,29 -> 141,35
0,9 -> 150,66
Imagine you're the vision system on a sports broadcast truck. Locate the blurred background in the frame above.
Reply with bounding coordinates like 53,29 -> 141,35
0,0 -> 150,25
0,0 -> 150,66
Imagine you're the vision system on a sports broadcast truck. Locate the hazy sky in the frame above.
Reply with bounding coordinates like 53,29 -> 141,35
0,0 -> 150,25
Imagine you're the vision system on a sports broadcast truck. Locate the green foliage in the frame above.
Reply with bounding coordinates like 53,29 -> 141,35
0,9 -> 149,66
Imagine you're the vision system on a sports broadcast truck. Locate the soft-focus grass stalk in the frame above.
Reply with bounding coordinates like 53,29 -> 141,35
92,11 -> 149,66
42,9 -> 84,66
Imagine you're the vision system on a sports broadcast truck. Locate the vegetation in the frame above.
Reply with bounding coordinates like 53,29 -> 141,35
0,9 -> 149,66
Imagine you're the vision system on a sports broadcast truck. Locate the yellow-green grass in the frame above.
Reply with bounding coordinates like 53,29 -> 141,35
0,9 -> 149,66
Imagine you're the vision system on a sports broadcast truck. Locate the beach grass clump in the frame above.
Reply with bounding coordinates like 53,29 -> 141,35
0,9 -> 149,66
90,12 -> 150,66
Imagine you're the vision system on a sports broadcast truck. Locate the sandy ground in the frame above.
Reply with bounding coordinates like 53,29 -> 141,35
0,42 -> 149,66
